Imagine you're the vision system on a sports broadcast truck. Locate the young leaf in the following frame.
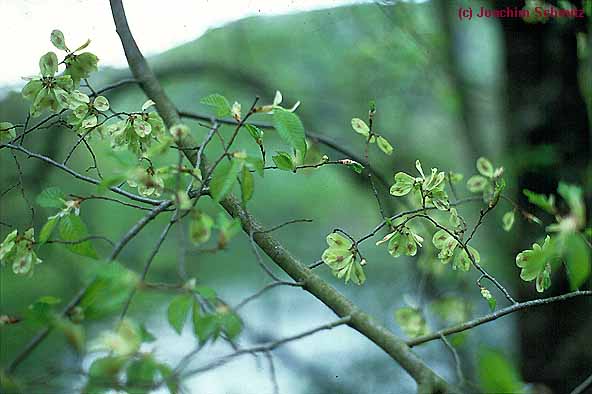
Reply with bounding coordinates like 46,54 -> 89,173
192,300 -> 219,343
480,287 -> 496,312
167,294 -> 193,334
240,166 -> 254,204
564,234 -> 591,290
272,152 -> 295,171
36,187 -> 66,208
209,159 -> 242,202
39,216 -> 59,245
478,349 -> 525,393
522,189 -> 556,214
244,124 -> 264,142
272,108 -> 307,161
58,214 -> 98,259
200,94 -> 231,117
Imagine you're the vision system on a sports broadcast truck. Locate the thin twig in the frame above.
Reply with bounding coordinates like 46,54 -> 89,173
407,290 -> 592,347
180,316 -> 351,377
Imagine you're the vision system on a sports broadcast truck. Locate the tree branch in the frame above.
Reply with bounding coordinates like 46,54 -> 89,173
407,290 -> 592,347
108,1 -> 452,391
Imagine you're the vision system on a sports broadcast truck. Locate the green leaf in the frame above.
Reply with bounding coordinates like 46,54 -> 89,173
0,122 -> 16,142
220,311 -> 242,340
167,294 -> 193,334
272,108 -> 307,161
502,211 -> 515,232
80,262 -> 138,319
557,182 -> 585,224
210,158 -> 243,202
476,157 -> 494,177
53,318 -> 85,353
88,356 -> 126,383
376,136 -> 393,155
194,285 -> 217,300
192,300 -> 219,343
351,118 -> 370,137
39,216 -> 59,245
36,187 -> 66,208
244,124 -> 264,142
480,287 -> 496,312
515,236 -> 553,284
394,307 -> 429,338
200,93 -> 231,117
39,52 -> 58,77
467,175 -> 488,193
126,355 -> 158,394
523,189 -> 556,214
564,234 -> 591,290
50,29 -> 68,51
478,349 -> 525,393
272,151 -> 295,171
454,245 -> 480,272
97,174 -> 126,192
240,166 -> 254,204
59,215 -> 98,259
346,160 -> 364,174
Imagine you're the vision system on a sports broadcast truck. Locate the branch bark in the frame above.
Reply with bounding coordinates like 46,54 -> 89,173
109,0 -> 452,391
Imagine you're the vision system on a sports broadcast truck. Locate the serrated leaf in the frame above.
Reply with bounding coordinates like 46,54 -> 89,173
37,187 -> 66,208
167,294 -> 193,334
209,159 -> 243,202
272,108 -> 307,161
200,94 -> 231,117
58,214 -> 98,259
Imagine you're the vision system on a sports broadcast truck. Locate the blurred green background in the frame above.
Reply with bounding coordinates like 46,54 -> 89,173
1,1 -> 590,393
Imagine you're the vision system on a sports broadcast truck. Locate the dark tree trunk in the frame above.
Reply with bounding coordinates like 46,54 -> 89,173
496,0 -> 591,392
